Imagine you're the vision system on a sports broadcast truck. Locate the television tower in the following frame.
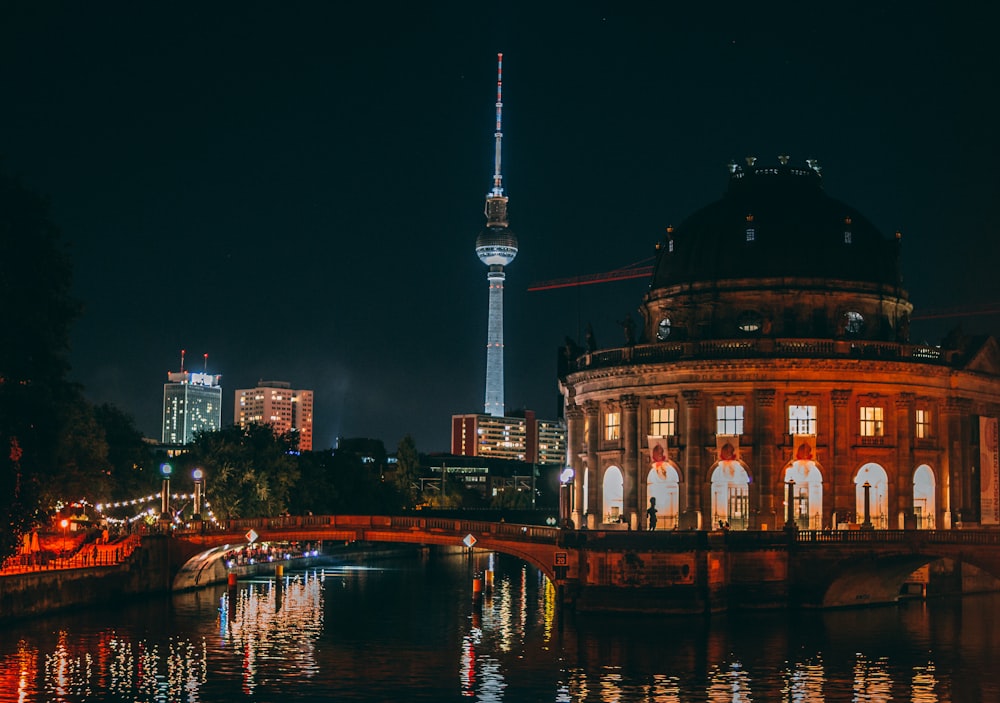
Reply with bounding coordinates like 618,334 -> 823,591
475,52 -> 518,417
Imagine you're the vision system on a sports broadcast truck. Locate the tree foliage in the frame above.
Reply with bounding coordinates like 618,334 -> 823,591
0,173 -> 81,560
393,434 -> 421,506
181,424 -> 301,520
93,403 -> 156,500
292,448 -> 398,515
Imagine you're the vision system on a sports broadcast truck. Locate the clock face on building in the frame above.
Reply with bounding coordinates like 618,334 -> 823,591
657,317 -> 671,341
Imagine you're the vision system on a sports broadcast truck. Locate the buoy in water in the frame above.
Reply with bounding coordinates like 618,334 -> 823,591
227,572 -> 237,588
472,576 -> 483,602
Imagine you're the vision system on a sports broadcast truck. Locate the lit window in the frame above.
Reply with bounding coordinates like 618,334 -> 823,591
650,407 -> 675,436
916,409 -> 931,439
737,310 -> 762,333
860,406 -> 884,437
716,405 -> 744,435
604,412 -> 621,441
657,317 -> 671,341
746,227 -> 755,242
844,216 -> 852,244
788,405 -> 817,435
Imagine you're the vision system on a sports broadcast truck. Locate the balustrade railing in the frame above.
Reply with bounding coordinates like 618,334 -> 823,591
568,337 -> 953,372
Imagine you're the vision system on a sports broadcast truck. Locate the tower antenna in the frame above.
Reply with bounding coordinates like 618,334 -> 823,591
180,349 -> 185,373
491,52 -> 504,198
203,353 -> 208,373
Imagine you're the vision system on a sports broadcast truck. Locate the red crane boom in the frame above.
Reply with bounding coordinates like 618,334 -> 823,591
528,259 -> 654,292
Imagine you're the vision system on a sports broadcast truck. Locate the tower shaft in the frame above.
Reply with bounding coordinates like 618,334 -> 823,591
485,267 -> 506,416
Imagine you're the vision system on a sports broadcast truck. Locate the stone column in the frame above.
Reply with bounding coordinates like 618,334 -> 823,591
583,400 -> 600,527
895,393 -> 915,528
622,394 -> 640,525
754,389 -> 777,529
831,389 -> 852,526
680,390 -> 703,529
942,397 -> 969,527
565,404 -> 584,529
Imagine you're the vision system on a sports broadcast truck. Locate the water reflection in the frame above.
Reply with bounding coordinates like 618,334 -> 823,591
1,553 -> 998,702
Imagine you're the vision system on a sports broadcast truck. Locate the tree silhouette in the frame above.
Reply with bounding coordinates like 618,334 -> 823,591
0,173 -> 81,561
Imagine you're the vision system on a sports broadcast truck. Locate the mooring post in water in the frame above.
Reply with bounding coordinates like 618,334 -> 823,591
472,574 -> 483,604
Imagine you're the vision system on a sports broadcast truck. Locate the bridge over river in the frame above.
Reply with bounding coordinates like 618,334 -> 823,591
170,515 -> 1000,614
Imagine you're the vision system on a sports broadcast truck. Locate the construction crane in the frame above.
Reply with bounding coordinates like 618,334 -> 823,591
528,260 -> 999,324
527,258 -> 655,292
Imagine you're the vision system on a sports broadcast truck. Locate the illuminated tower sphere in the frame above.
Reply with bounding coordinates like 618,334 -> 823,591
475,52 -> 518,417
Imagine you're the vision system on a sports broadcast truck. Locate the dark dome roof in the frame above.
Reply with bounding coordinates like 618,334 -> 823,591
650,161 -> 901,289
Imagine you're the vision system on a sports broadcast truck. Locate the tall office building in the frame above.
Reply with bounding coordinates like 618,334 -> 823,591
475,53 -> 518,417
162,354 -> 222,445
451,410 -> 566,466
234,380 -> 314,451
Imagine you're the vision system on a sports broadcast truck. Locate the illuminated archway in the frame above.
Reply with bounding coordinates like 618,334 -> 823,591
782,461 -> 824,530
856,463 -> 889,528
602,465 -> 624,523
710,461 -> 750,530
913,464 -> 936,529
646,462 -> 680,530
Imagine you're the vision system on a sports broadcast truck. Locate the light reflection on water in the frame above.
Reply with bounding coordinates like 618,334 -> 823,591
0,551 -> 998,702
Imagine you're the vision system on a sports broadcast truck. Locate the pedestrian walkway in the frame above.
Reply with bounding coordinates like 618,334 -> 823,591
0,534 -> 141,576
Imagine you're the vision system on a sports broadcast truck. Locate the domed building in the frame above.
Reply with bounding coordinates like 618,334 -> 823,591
558,157 -> 1000,532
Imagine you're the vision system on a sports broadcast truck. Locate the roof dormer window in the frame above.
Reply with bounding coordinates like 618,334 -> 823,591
745,214 -> 755,242
844,216 -> 852,244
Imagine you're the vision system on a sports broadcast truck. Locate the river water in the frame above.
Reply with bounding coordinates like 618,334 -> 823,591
1,549 -> 998,702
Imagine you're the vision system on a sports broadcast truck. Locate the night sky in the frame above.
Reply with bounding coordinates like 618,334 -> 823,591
2,2 -> 998,452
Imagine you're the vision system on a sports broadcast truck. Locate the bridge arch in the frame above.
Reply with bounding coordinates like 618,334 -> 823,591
168,516 -> 568,588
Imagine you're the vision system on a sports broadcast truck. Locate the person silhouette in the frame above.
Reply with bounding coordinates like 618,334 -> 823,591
646,497 -> 658,531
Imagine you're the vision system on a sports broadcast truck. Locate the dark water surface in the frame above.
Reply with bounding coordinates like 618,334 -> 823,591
1,550 -> 998,702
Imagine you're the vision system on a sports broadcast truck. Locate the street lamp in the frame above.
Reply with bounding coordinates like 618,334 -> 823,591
192,468 -> 204,520
559,467 -> 575,529
160,463 -> 173,521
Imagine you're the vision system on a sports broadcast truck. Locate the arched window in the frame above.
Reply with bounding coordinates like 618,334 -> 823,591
913,464 -> 936,529
602,466 -> 624,524
647,462 -> 680,530
856,463 -> 889,528
783,460 -> 824,530
710,461 -> 750,530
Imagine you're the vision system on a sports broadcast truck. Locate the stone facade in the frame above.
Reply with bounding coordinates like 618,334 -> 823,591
558,160 -> 1000,532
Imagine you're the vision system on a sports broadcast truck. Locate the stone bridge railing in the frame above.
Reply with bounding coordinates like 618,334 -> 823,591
208,514 -> 562,544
